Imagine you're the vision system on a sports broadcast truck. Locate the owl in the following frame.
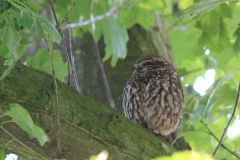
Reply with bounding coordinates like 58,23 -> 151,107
122,54 -> 184,145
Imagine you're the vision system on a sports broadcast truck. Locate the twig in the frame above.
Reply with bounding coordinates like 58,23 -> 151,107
48,40 -> 61,155
58,3 -> 76,30
64,0 -> 129,29
201,121 -> 240,159
179,65 -> 211,77
1,126 -> 47,159
114,95 -> 122,109
50,0 -> 71,85
212,82 -> 240,158
66,18 -> 82,93
50,0 -> 62,155
94,41 -> 115,108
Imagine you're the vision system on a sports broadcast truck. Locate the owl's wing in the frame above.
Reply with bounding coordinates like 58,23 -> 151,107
122,80 -> 147,128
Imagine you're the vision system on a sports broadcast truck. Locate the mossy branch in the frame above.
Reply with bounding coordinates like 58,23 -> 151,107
0,56 -> 175,160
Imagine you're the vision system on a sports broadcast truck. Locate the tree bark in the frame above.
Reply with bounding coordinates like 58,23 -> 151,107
0,57 -> 175,159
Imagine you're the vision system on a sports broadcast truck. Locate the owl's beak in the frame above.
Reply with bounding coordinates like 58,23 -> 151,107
134,64 -> 138,72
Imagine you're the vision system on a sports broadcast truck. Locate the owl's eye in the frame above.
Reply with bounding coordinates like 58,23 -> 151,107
144,62 -> 153,66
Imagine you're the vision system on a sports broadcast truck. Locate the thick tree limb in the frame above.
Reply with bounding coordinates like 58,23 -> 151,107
0,57 -> 174,159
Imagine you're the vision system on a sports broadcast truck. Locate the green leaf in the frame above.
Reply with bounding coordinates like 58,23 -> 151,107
34,14 -> 61,44
4,103 -> 48,146
0,65 -> 15,80
0,0 -> 11,14
203,71 -> 235,121
18,32 -> 34,59
100,18 -> 129,66
0,46 -> 9,58
10,0 -> 35,30
0,146 -> 5,160
27,124 -> 48,146
168,27 -> 202,66
23,0 -> 43,14
26,49 -> 68,82
179,0 -> 228,20
4,103 -> 34,129
121,0 -> 165,29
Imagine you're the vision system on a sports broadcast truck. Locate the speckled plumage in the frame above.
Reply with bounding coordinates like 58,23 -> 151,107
122,54 -> 184,144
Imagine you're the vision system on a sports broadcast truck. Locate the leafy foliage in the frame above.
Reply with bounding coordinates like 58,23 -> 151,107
179,0 -> 229,20
0,0 -> 60,80
184,71 -> 234,122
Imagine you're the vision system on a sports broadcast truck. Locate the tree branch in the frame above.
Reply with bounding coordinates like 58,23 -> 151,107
179,65 -> 211,77
212,82 -> 240,158
58,3 -> 76,30
48,39 -> 61,155
0,56 -> 175,159
94,41 -> 115,108
66,18 -> 82,93
64,0 -> 129,29
201,121 -> 240,159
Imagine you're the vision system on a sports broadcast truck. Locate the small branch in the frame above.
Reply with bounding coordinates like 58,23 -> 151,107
58,3 -> 76,30
212,82 -> 240,158
66,18 -> 82,93
48,40 -> 61,155
94,41 -> 115,108
1,126 -> 47,159
114,95 -> 122,109
50,0 -> 71,85
201,121 -> 240,159
179,65 -> 211,77
64,0 -> 129,29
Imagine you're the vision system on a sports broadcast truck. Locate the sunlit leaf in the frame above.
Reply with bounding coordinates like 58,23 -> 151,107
4,103 -> 34,129
180,0 -> 228,20
0,146 -> 5,160
153,151 -> 214,160
121,0 -> 165,29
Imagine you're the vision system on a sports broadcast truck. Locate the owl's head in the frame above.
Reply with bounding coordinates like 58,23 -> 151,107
134,54 -> 173,74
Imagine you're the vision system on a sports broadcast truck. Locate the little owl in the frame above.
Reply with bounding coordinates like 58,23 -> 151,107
122,54 -> 184,145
